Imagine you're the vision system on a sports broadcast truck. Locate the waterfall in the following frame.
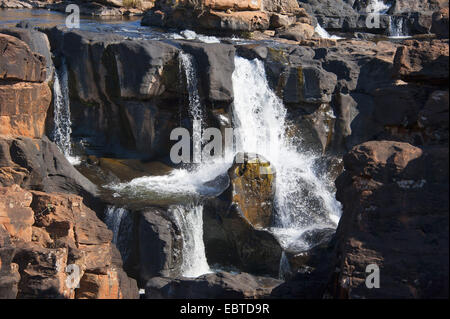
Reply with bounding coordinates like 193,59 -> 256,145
179,52 -> 203,122
278,251 -> 292,280
368,0 -> 390,14
171,204 -> 211,278
179,52 -> 205,163
389,15 -> 409,38
231,57 -> 341,250
104,206 -> 127,244
110,54 -> 342,273
315,24 -> 342,40
52,58 -> 79,165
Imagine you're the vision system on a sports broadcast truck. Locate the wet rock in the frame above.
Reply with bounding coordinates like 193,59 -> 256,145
178,41 -> 236,105
138,208 -> 183,284
329,141 -> 449,298
203,198 -> 282,277
145,271 -> 282,299
0,226 -> 20,299
43,27 -> 181,159
228,153 -> 276,228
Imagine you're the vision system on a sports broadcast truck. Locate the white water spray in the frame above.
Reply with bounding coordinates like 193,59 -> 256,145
232,57 -> 341,249
111,55 -> 342,273
104,206 -> 127,244
171,204 -> 211,278
389,15 -> 410,38
315,24 -> 342,40
52,59 -> 79,165
368,0 -> 390,14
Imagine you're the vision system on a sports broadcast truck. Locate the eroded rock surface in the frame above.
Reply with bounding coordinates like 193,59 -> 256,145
0,185 -> 139,298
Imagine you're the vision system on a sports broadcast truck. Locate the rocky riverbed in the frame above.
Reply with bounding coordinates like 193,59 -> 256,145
0,0 -> 449,299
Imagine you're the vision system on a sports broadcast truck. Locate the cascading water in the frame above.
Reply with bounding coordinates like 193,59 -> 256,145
179,52 -> 203,122
368,0 -> 390,14
110,54 -> 342,275
111,52 -> 216,278
104,206 -> 127,244
315,24 -> 342,40
171,204 -> 211,277
389,15 -> 409,38
232,57 -> 341,251
52,59 -> 79,165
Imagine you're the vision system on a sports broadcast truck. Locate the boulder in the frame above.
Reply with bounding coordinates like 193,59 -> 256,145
329,141 -> 449,298
203,200 -> 282,277
228,153 -> 276,228
393,39 -> 449,85
138,208 -> 183,284
145,271 -> 282,299
276,22 -> 315,41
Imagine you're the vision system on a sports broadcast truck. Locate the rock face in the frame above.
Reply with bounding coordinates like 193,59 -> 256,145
137,208 -> 183,285
0,33 -> 46,83
0,26 -> 54,82
145,271 -> 282,299
0,33 -> 51,139
0,185 -> 139,298
329,141 -> 449,298
0,136 -> 98,204
142,0 -> 314,34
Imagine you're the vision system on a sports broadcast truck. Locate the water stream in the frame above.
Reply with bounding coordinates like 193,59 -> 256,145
52,59 -> 80,165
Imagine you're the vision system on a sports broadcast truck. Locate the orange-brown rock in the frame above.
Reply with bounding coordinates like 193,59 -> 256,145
0,82 -> 51,138
199,10 -> 270,31
0,33 -> 46,83
0,184 -> 34,242
203,0 -> 261,11
0,185 -> 138,299
142,0 -> 312,32
75,268 -> 123,299
394,39 -> 449,85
